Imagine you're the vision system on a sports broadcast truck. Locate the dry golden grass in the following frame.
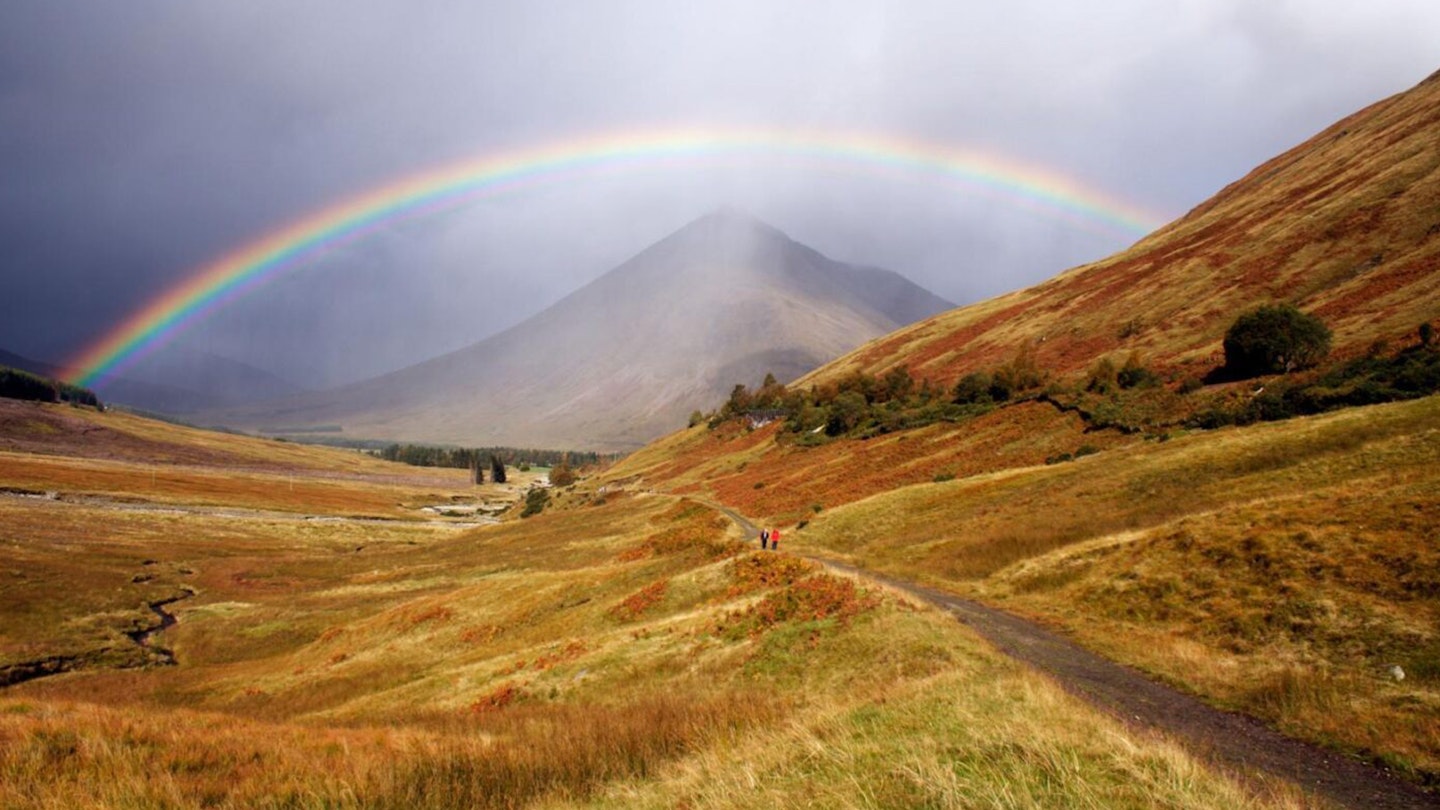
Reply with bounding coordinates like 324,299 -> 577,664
603,400 -> 1129,524
0,450 -> 478,518
0,406 -> 1299,807
0,398 -> 440,474
787,394 -> 1440,783
565,668 -> 1316,810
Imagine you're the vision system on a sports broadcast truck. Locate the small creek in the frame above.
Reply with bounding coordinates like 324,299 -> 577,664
124,592 -> 193,665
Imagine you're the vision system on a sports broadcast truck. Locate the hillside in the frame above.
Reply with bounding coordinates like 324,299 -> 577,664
597,70 -> 1440,788
202,210 -> 952,452
805,68 -> 1440,389
613,70 -> 1440,522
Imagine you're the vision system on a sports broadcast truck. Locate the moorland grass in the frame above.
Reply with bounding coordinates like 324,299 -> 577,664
790,394 -> 1440,783
0,430 -> 1298,808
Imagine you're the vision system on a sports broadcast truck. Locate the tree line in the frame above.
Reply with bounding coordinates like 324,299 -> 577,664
0,366 -> 101,408
368,443 -> 611,471
703,305 -> 1438,443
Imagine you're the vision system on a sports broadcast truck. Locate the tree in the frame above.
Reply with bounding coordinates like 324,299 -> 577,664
881,366 -> 915,402
549,456 -> 577,487
1223,304 -> 1331,377
472,460 -> 484,485
520,487 -> 549,518
490,454 -> 507,484
952,372 -> 994,405
826,390 -> 869,435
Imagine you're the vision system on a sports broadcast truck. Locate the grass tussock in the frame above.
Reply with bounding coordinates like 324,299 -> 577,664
382,692 -> 781,810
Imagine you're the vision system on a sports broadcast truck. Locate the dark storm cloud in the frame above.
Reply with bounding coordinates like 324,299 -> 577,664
2,1 -> 1437,386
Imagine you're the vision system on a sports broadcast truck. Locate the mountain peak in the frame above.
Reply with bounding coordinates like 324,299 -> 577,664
674,207 -> 790,245
203,212 -> 952,450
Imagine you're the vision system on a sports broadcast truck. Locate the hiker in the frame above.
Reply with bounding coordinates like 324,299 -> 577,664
770,528 -> 781,552
760,528 -> 770,549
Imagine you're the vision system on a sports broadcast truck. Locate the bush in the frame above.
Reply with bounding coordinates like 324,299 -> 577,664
990,345 -> 1045,401
1222,304 -> 1331,378
1085,357 -> 1119,394
549,459 -> 577,487
1117,351 -> 1160,389
952,372 -> 994,405
520,488 -> 549,518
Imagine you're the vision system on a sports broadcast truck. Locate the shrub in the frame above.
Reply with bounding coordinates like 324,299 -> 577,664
952,372 -> 994,405
991,344 -> 1045,401
825,390 -> 869,435
548,459 -> 576,487
520,488 -> 549,518
1117,351 -> 1160,389
1086,357 -> 1119,394
1222,304 -> 1331,377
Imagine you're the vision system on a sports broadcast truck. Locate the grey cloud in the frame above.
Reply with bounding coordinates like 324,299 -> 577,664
2,0 -> 1437,386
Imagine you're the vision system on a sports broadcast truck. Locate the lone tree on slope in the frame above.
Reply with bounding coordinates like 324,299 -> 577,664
1223,303 -> 1331,378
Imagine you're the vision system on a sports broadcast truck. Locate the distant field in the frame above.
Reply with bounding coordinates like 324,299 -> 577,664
0,398 -> 464,479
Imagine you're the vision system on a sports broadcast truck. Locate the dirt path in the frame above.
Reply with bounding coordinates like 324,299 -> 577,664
709,502 -> 1437,809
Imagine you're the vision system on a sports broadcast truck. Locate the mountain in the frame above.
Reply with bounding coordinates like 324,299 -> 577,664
99,344 -> 307,414
807,69 -> 1440,391
1,346 -> 306,414
203,210 -> 953,450
0,348 -> 63,379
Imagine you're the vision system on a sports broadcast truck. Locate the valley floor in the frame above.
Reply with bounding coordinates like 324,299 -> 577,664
0,401 -> 1332,808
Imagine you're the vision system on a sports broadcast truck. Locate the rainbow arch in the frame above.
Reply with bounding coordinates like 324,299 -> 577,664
63,127 -> 1170,387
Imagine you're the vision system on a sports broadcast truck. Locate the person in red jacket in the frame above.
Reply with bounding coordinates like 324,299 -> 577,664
769,527 -> 781,551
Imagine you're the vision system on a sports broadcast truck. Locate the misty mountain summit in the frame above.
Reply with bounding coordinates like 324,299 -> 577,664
202,211 -> 953,451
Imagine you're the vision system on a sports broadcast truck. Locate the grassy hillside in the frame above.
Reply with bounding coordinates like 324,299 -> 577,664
674,395 -> 1440,784
0,398 -> 456,476
807,69 -> 1440,390
593,71 -> 1440,791
0,409 -> 1303,808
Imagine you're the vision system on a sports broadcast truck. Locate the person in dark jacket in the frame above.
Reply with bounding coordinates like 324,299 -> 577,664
760,528 -> 770,549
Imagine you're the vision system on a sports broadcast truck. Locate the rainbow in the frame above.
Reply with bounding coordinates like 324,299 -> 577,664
63,127 -> 1170,387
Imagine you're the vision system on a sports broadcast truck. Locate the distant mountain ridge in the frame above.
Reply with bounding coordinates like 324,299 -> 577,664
202,210 -> 953,450
0,346 -> 306,414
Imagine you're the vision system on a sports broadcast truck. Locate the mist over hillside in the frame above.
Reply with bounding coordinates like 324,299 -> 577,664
199,210 -> 952,450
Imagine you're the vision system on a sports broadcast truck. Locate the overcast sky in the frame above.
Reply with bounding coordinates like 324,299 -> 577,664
2,1 -> 1437,388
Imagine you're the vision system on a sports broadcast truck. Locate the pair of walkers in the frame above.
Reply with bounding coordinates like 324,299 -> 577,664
759,527 -> 781,551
